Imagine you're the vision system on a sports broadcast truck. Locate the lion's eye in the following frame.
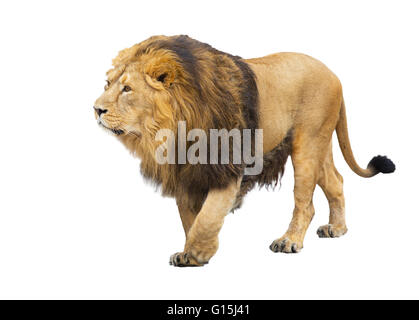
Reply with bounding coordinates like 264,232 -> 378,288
122,85 -> 132,93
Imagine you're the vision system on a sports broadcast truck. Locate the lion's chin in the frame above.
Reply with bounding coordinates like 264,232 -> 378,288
99,122 -> 125,136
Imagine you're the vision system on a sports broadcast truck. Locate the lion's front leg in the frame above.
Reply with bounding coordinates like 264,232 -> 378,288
176,196 -> 200,237
170,178 -> 241,267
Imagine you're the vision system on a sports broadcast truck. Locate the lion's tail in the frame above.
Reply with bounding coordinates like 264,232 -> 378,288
335,100 -> 395,178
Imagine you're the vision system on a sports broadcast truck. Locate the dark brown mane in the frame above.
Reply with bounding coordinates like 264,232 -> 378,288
119,35 -> 260,210
135,35 -> 259,132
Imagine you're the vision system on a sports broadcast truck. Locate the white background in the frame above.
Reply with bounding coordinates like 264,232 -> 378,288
0,0 -> 417,299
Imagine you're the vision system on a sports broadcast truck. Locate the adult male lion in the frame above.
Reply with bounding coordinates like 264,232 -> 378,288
94,35 -> 395,267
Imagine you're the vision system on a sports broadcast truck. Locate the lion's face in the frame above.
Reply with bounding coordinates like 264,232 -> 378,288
94,62 -> 157,137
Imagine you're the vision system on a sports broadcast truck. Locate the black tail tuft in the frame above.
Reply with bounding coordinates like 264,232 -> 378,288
367,155 -> 396,174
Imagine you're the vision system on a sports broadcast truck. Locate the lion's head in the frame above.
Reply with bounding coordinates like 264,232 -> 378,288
94,35 -> 258,208
94,36 -> 182,147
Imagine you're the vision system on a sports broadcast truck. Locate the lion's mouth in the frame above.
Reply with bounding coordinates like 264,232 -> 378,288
99,122 -> 124,135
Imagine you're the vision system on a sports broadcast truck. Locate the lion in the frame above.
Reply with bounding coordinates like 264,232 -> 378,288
94,35 -> 395,267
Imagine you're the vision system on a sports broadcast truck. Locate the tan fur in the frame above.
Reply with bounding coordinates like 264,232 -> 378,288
94,36 -> 392,266
170,178 -> 242,266
246,53 -> 345,253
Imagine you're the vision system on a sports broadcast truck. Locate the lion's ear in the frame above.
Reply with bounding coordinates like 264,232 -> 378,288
145,60 -> 177,90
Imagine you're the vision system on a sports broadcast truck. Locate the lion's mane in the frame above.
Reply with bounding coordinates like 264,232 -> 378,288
114,35 -> 259,211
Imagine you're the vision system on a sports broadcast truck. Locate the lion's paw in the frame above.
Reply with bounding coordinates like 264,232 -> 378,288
317,224 -> 347,238
169,252 -> 204,267
269,237 -> 302,254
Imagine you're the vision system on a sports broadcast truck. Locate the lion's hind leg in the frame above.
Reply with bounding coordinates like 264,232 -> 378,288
269,132 -> 325,254
316,144 -> 347,238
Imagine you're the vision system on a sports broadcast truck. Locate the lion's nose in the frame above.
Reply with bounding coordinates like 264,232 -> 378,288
94,106 -> 108,117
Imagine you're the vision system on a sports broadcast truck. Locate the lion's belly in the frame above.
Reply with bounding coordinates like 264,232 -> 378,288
246,52 -> 342,154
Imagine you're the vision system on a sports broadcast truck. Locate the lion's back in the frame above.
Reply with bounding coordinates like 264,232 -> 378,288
245,52 -> 343,153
